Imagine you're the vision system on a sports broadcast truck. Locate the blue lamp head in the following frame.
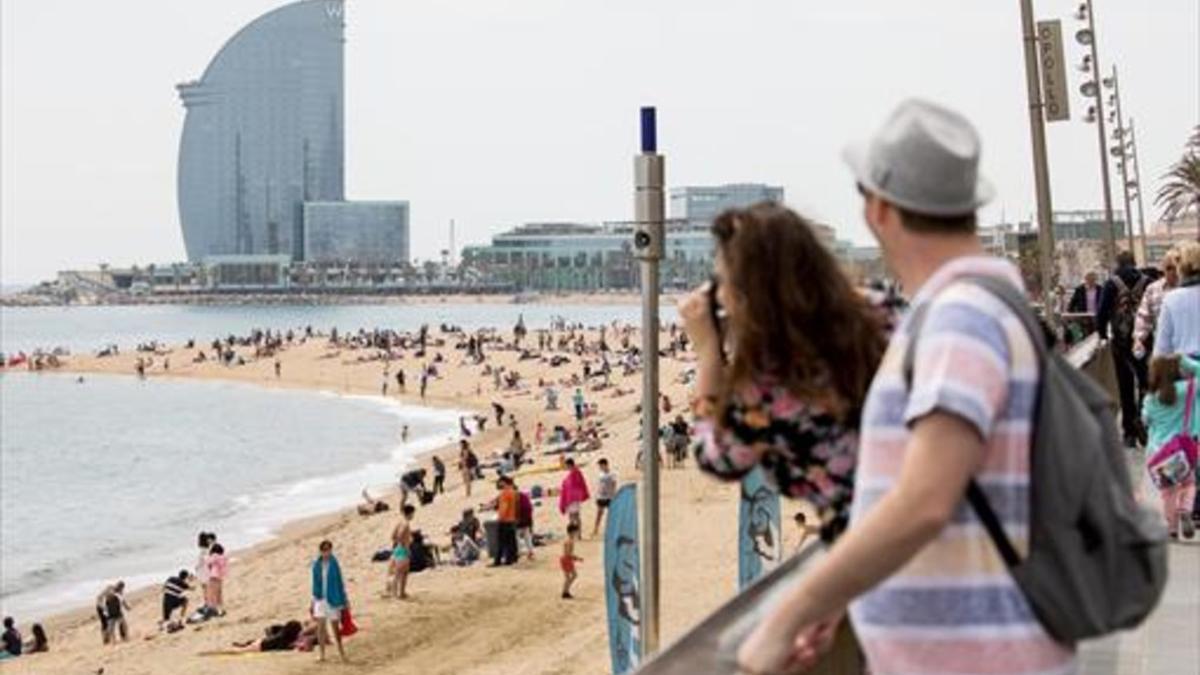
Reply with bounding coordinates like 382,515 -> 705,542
640,107 -> 657,154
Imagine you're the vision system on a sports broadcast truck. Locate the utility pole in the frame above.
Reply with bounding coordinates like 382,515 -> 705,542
1020,0 -> 1058,323
633,106 -> 664,659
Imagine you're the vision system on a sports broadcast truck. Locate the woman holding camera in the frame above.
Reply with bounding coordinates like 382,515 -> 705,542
680,202 -> 890,541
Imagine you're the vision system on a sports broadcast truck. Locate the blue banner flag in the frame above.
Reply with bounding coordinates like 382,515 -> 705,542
738,467 -> 781,590
604,483 -> 641,674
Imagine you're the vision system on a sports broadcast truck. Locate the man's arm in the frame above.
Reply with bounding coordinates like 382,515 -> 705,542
742,412 -> 985,641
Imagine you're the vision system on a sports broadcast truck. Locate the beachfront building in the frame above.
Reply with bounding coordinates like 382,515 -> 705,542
461,221 -> 717,292
176,0 -> 411,265
303,202 -> 411,264
669,184 -> 785,224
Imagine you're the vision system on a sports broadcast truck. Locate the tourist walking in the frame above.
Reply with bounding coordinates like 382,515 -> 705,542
1143,354 -> 1200,540
431,455 -> 446,494
492,477 -> 520,566
194,532 -> 214,616
311,540 -> 349,663
736,99 -> 1076,674
560,524 -> 582,599
558,459 -> 590,540
1154,241 -> 1200,358
680,201 -> 888,542
572,388 -> 586,422
517,484 -> 535,560
459,439 -> 477,497
1133,248 -> 1182,360
206,543 -> 228,617
1098,251 -> 1150,446
96,581 -> 130,644
592,458 -> 617,537
1068,270 -> 1102,315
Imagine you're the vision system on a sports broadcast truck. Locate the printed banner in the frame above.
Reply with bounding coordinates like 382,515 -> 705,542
738,467 -> 782,590
604,483 -> 641,674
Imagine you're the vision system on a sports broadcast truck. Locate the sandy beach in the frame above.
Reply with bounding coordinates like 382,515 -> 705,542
1,324 -> 809,675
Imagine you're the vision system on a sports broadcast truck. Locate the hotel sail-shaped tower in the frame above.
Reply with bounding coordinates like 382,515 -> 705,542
177,0 -> 351,262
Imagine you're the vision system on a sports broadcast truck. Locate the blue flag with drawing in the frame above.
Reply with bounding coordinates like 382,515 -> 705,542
738,467 -> 781,590
604,483 -> 641,674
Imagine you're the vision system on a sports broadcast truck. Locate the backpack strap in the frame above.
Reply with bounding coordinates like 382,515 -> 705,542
1184,378 -> 1196,432
902,274 -> 1046,570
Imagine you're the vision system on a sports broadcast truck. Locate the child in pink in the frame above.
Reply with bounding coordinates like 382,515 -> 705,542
206,543 -> 229,616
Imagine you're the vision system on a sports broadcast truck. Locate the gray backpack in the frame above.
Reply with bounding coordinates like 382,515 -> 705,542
905,274 -> 1167,643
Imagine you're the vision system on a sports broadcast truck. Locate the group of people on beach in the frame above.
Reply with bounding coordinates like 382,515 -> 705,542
0,617 -> 48,660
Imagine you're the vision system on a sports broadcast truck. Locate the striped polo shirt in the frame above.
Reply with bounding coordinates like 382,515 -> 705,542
848,256 -> 1076,675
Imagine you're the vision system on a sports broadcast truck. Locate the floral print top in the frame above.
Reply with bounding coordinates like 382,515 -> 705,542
691,290 -> 897,542
692,384 -> 860,541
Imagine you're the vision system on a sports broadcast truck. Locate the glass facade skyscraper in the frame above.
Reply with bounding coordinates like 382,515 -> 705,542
177,0 -> 346,261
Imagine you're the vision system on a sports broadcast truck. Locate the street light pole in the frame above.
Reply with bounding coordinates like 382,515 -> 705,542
1128,118 -> 1150,258
1081,0 -> 1118,264
1020,0 -> 1058,323
1107,65 -> 1136,258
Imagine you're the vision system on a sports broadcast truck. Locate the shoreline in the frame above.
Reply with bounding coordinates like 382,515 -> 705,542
0,329 -> 794,675
1,370 -> 468,623
0,290 -> 684,309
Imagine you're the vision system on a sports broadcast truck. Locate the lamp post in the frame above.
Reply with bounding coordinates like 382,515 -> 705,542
1127,118 -> 1149,246
1104,65 -> 1137,258
1075,0 -> 1118,264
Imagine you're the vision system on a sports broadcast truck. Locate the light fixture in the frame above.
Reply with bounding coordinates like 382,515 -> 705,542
1110,146 -> 1123,157
1127,180 -> 1138,190
1081,81 -> 1099,97
1076,28 -> 1094,45
1103,77 -> 1115,89
1075,3 -> 1089,21
1078,55 -> 1093,72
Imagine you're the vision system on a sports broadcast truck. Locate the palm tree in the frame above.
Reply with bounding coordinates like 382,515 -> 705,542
1155,125 -> 1200,240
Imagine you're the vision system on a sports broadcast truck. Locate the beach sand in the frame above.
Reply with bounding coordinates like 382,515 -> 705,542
2,328 -> 809,674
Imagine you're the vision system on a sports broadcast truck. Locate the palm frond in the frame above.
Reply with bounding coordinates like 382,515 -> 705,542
1155,152 -> 1200,223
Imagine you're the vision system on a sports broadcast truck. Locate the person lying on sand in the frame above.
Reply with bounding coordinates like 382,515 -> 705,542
199,620 -> 315,655
357,489 -> 389,516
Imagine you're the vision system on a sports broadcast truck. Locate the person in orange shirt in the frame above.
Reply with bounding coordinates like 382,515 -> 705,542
492,477 -> 520,567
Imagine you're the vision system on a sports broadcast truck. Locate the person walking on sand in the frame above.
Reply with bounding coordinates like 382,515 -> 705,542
96,581 -> 129,644
390,505 -> 416,599
592,458 -> 617,537
206,543 -> 228,617
311,540 -> 349,663
572,388 -> 586,422
274,358 -> 281,379
560,523 -> 583,599
432,455 -> 446,494
381,368 -> 389,396
420,368 -> 429,400
396,368 -> 406,393
492,477 -> 520,566
194,532 -> 214,616
459,440 -> 478,497
558,458 -> 590,540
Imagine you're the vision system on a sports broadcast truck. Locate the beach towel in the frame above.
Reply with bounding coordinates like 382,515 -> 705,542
558,468 -> 591,514
311,555 -> 347,609
339,609 -> 358,637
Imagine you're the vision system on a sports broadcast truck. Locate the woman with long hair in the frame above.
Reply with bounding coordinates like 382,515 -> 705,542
680,202 -> 890,541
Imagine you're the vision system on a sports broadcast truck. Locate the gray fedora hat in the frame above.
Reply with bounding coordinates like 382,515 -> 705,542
843,98 -> 994,216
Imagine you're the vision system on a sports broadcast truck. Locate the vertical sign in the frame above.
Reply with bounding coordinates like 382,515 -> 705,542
738,468 -> 782,589
1037,20 -> 1071,122
604,484 -> 641,674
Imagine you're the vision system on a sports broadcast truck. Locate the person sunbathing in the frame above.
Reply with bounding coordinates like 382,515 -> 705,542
357,489 -> 390,516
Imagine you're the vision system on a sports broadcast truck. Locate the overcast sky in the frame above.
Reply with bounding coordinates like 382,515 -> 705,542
1,0 -> 1196,283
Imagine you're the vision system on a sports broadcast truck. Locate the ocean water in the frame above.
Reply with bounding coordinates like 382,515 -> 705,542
0,372 -> 462,620
0,302 -> 678,354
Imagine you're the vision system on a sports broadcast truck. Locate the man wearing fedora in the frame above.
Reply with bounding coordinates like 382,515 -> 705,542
738,99 -> 1075,674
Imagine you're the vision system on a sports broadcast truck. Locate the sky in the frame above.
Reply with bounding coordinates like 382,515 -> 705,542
1,0 -> 1197,284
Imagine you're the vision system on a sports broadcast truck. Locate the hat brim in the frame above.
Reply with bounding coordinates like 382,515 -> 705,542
842,142 -> 994,217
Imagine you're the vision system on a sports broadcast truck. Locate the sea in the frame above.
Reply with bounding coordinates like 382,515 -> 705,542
0,302 -> 674,620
